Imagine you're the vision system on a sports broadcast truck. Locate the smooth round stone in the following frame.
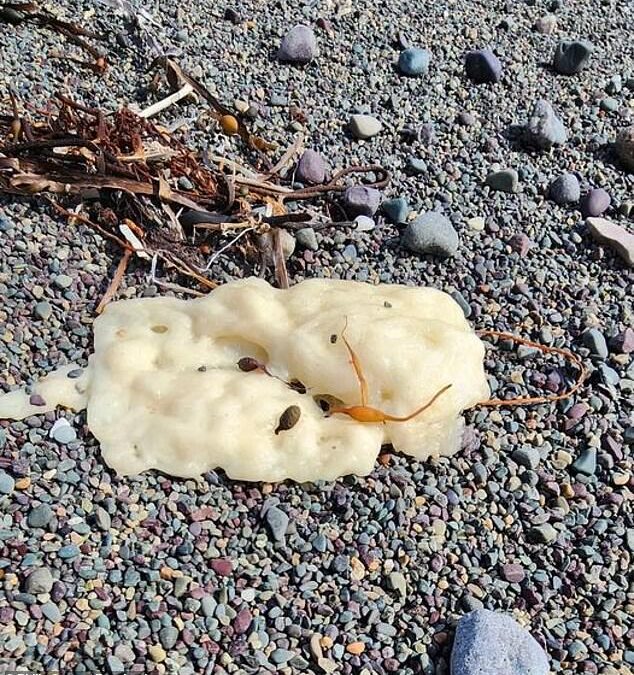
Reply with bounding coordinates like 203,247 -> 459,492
51,422 -> 77,445
342,186 -> 381,217
34,301 -> 52,321
53,274 -> 73,290
296,149 -> 326,184
581,188 -> 610,217
397,47 -> 431,76
349,114 -> 382,140
277,25 -> 317,64
296,227 -> 318,251
25,567 -> 54,594
549,173 -> 580,204
354,215 -> 375,232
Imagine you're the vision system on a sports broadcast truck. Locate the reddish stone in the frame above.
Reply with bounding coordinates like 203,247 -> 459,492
210,559 -> 233,576
501,563 -> 526,583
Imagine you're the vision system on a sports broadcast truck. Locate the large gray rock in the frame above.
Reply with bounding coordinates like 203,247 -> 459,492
524,100 -> 567,149
277,25 -> 317,64
402,212 -> 459,258
24,567 -> 54,594
451,609 -> 549,675
549,173 -> 580,204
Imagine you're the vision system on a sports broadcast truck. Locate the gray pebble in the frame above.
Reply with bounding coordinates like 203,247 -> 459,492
41,601 -> 62,623
512,447 -> 540,470
34,301 -> 52,321
264,505 -> 289,542
342,186 -> 381,217
24,567 -> 54,594
549,173 -> 580,204
524,100 -> 567,149
28,503 -> 54,528
296,227 -> 319,251
553,40 -> 594,74
582,328 -> 608,359
529,523 -> 558,544
382,197 -> 409,224
53,274 -> 73,290
0,470 -> 15,495
349,114 -> 382,140
402,212 -> 459,258
486,169 -> 518,193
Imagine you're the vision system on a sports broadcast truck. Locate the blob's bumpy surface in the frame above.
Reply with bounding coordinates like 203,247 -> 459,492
0,279 -> 489,482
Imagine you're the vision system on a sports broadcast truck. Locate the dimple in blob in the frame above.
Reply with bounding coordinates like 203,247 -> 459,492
327,318 -> 453,423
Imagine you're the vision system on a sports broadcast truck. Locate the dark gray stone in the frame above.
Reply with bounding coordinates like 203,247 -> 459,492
553,40 -> 594,74
549,173 -> 580,204
486,169 -> 519,193
465,49 -> 502,83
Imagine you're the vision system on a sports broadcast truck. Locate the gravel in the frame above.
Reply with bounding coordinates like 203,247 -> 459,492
0,0 -> 632,673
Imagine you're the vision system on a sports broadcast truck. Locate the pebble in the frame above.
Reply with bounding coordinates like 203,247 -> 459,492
53,274 -> 73,290
582,328 -> 608,359
451,610 -> 548,675
34,301 -> 52,321
529,524 -> 558,544
28,503 -> 53,528
57,544 -> 80,560
159,626 -> 179,650
50,419 -> 77,445
524,100 -> 567,149
572,448 -> 597,476
402,212 -> 459,258
296,149 -> 326,184
615,125 -> 634,172
388,572 -> 407,598
397,47 -> 431,76
94,506 -> 112,530
467,216 -> 485,231
486,169 -> 518,193
382,197 -> 409,224
464,48 -> 502,83
581,189 -> 610,218
271,648 -> 295,664
512,447 -> 540,470
586,217 -> 634,267
611,328 -> 634,354
296,227 -> 318,251
277,25 -> 317,64
148,645 -> 167,663
0,471 -> 15,495
106,656 -> 125,675
354,215 -> 375,232
24,567 -> 54,594
534,14 -> 557,34
349,114 -> 382,140
549,173 -> 580,204
264,505 -> 289,542
342,186 -> 381,217
41,602 -> 62,623
553,40 -> 594,74
501,564 -> 525,584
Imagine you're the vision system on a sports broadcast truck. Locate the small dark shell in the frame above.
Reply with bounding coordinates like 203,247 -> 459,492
330,334 -> 338,344
275,405 -> 301,435
313,394 -> 345,412
238,357 -> 261,372
288,379 -> 307,395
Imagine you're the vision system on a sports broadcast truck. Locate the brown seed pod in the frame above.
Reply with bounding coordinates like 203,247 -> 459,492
238,357 -> 261,372
275,405 -> 301,435
220,114 -> 239,136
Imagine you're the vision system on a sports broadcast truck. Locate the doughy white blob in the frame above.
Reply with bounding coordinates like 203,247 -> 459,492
0,278 -> 489,482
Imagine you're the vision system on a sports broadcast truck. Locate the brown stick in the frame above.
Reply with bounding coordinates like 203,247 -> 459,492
96,249 -> 132,314
476,329 -> 587,407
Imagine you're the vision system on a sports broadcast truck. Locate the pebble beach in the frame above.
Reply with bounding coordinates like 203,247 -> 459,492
0,0 -> 633,673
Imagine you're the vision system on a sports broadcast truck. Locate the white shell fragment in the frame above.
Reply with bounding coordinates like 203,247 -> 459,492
0,278 -> 489,482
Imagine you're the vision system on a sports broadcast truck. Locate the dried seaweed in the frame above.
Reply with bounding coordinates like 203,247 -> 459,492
0,81 -> 390,303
